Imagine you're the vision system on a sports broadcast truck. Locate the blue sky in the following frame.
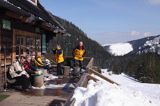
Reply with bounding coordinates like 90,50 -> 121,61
40,0 -> 160,45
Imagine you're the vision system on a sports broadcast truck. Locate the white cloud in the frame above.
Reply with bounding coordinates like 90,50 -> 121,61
131,31 -> 141,36
144,32 -> 153,37
147,0 -> 160,5
131,31 -> 154,37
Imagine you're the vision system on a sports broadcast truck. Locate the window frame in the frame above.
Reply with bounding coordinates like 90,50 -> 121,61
2,19 -> 11,30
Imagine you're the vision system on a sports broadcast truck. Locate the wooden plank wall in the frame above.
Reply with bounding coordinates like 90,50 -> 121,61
12,29 -> 41,61
0,24 -> 5,91
0,26 -> 3,91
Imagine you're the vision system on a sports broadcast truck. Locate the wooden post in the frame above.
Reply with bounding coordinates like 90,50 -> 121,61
0,27 -> 1,90
0,27 -> 1,70
4,45 -> 7,90
77,73 -> 88,87
86,58 -> 94,69
63,66 -> 70,77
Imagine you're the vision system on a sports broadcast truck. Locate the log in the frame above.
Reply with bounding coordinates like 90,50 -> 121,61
64,73 -> 88,106
86,58 -> 94,69
87,75 -> 99,82
76,73 -> 88,87
63,66 -> 70,77
88,68 -> 119,85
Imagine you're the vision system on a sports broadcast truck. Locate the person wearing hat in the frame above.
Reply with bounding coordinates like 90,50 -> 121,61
35,52 -> 44,68
53,44 -> 64,77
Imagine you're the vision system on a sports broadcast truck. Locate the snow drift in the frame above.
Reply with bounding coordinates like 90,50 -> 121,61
72,69 -> 160,106
108,43 -> 133,56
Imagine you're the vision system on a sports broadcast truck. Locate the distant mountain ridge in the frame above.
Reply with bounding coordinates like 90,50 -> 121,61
129,35 -> 160,55
47,15 -> 111,68
104,35 -> 160,56
105,35 -> 160,83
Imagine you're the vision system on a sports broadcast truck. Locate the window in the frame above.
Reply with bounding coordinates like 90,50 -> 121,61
26,37 -> 34,54
26,38 -> 33,46
35,27 -> 40,33
16,37 -> 25,56
35,39 -> 41,52
2,20 -> 11,30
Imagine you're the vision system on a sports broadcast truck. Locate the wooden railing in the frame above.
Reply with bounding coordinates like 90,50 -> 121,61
64,57 -> 119,106
64,58 -> 94,106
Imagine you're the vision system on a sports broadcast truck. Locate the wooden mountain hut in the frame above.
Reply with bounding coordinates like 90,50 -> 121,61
0,0 -> 65,90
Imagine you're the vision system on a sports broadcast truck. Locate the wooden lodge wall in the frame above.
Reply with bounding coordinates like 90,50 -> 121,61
0,12 -> 56,90
0,22 -> 4,91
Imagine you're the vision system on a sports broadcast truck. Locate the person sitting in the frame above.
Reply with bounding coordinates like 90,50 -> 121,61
42,54 -> 51,70
35,52 -> 44,68
8,56 -> 30,90
30,53 -> 38,70
23,55 -> 37,75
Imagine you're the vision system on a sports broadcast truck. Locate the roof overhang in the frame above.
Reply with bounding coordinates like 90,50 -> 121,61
0,0 -> 66,35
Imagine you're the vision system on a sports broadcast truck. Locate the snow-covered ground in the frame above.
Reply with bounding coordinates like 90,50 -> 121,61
108,43 -> 133,56
72,69 -> 160,106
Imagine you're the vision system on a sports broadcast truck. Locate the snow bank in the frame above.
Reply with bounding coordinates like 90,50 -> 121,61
101,69 -> 160,104
72,69 -> 160,106
73,80 -> 156,106
109,43 -> 133,56
46,83 -> 66,88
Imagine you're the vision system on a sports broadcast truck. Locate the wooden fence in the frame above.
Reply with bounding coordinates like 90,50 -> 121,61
64,58 -> 119,106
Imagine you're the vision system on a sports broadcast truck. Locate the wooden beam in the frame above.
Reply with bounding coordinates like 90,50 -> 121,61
86,58 -> 94,69
88,68 -> 120,85
76,73 -> 88,87
6,11 -> 21,20
87,74 -> 99,82
5,11 -> 27,23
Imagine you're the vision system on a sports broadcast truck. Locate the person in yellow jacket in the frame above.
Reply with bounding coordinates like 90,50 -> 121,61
73,41 -> 85,73
53,44 -> 64,76
35,52 -> 44,68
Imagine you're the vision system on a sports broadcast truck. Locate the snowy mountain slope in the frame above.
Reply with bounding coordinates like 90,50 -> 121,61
101,69 -> 160,101
134,36 -> 160,54
73,69 -> 160,106
103,35 -> 160,56
105,43 -> 133,56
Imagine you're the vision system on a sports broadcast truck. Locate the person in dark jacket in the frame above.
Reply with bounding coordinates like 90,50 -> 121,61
23,56 -> 37,75
23,55 -> 38,85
